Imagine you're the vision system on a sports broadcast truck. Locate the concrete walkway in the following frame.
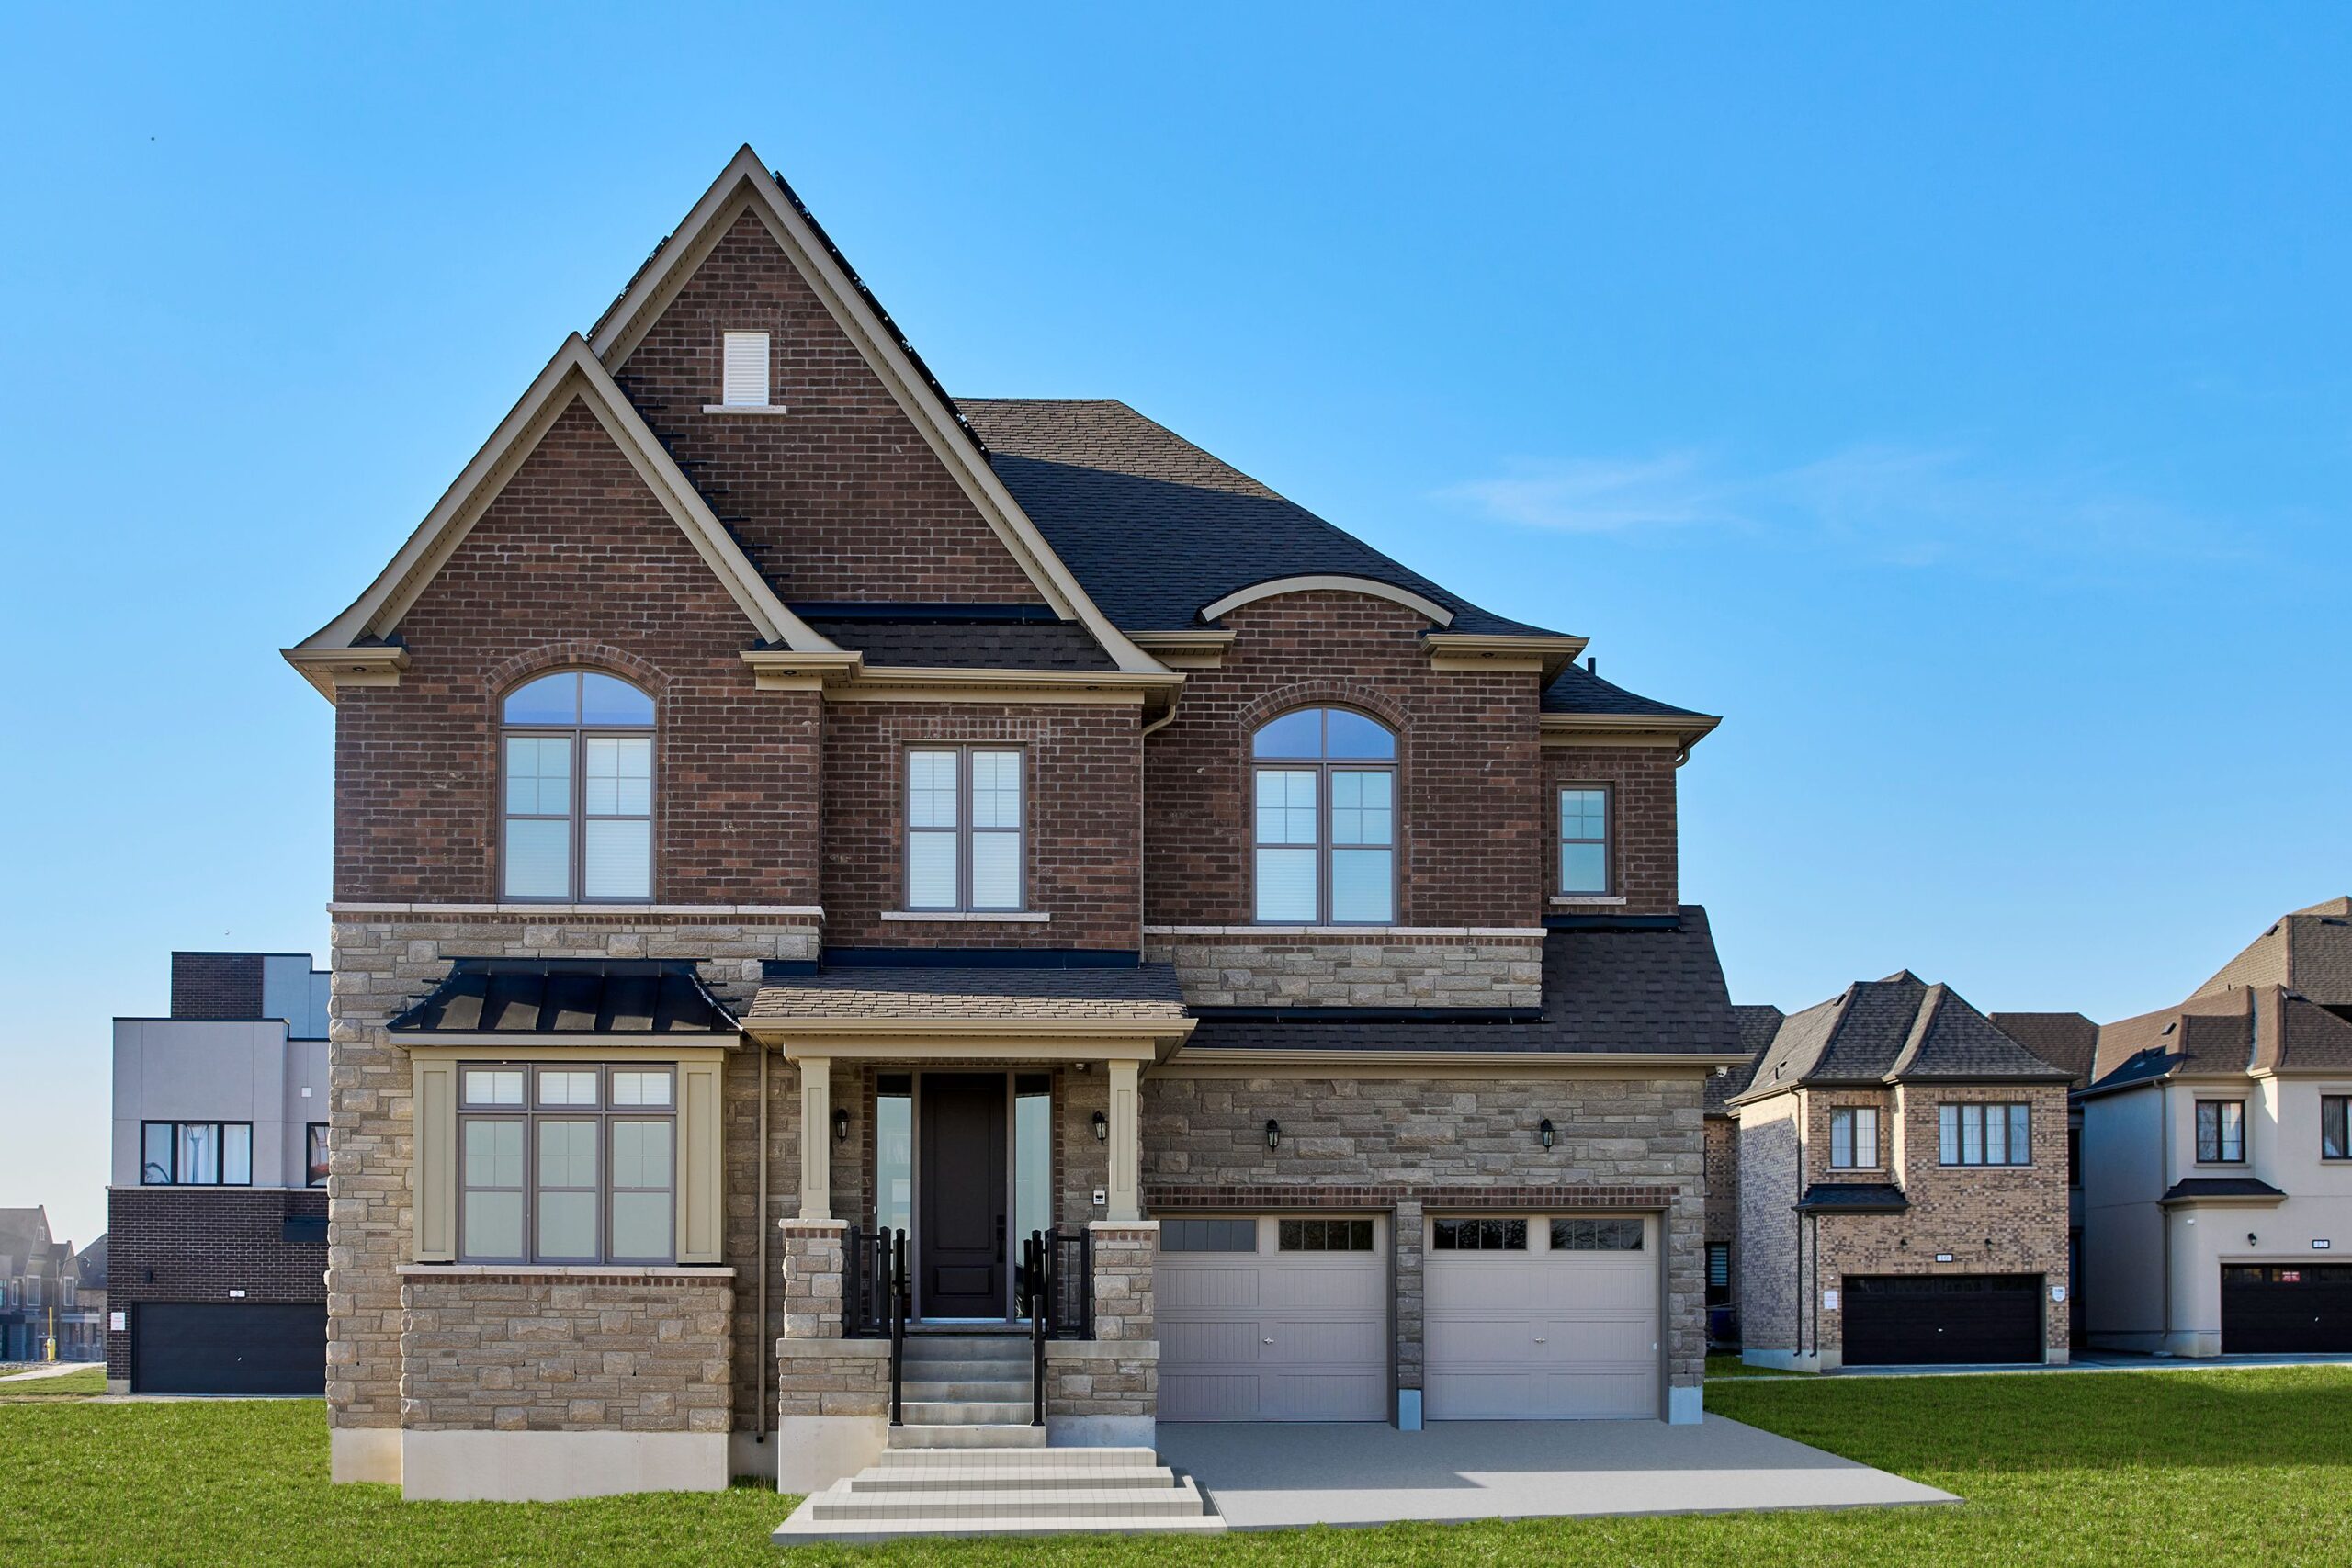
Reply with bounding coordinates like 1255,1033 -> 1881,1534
1156,1417 -> 1953,1530
0,1362 -> 97,1383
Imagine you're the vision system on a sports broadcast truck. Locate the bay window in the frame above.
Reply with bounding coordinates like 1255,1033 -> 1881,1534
457,1064 -> 676,1265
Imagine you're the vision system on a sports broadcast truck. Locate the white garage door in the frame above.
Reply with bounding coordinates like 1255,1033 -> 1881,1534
1425,1213 -> 1659,1420
1158,1215 -> 1389,1421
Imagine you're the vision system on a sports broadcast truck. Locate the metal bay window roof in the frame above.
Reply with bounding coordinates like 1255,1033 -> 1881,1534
389,959 -> 739,1037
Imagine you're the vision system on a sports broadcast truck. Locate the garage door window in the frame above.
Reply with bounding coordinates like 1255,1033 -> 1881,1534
1550,1217 -> 1644,1251
1162,1218 -> 1257,1252
1434,1218 -> 1527,1251
1280,1218 -> 1374,1251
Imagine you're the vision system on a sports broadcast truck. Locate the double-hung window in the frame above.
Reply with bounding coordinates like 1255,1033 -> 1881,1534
905,747 -> 1025,911
1557,786 -> 1611,896
502,671 -> 656,901
1829,1106 -> 1879,1169
457,1065 -> 676,1265
2196,1100 -> 2246,1164
1252,708 -> 1397,924
1939,1103 -> 2031,1166
2324,1095 -> 2350,1161
140,1122 -> 253,1186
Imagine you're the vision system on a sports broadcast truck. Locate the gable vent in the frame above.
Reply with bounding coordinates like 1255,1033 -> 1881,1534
722,331 -> 772,407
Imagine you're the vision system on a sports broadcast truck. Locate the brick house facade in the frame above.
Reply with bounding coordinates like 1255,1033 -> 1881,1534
286,148 -> 1739,1506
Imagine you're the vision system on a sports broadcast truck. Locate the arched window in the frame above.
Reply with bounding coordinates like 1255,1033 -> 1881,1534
501,671 -> 655,901
1251,707 -> 1396,923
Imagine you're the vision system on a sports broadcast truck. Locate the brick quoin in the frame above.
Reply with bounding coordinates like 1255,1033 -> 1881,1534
1144,592 -> 1544,928
613,210 -> 1044,604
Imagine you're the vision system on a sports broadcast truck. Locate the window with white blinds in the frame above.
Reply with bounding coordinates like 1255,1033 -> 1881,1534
501,671 -> 656,901
721,331 -> 771,406
904,746 -> 1025,911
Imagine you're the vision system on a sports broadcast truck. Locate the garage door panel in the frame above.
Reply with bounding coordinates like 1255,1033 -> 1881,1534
1266,1317 -> 1385,1365
2222,1265 -> 2352,1353
1162,1318 -> 1263,1363
1425,1315 -> 1532,1361
1261,1265 -> 1385,1312
1841,1274 -> 2041,1366
1160,1266 -> 1261,1311
1538,1314 -> 1653,1362
132,1303 -> 326,1395
1159,1218 -> 1388,1422
1530,1264 -> 1650,1312
1427,1263 -> 1529,1312
1424,1214 -> 1659,1421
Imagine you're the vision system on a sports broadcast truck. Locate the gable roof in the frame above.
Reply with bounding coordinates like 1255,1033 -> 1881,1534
1730,972 -> 2073,1106
586,149 -> 1161,677
955,398 -> 1557,637
285,335 -> 835,695
1986,1011 -> 2101,1089
2192,897 -> 2352,1009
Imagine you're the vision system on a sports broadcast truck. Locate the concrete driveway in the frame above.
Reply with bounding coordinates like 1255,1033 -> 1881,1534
1156,1417 -> 1953,1530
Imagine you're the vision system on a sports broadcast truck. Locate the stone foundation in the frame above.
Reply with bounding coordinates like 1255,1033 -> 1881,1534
1143,929 -> 1544,1010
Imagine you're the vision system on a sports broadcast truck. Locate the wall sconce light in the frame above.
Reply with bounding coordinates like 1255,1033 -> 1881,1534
832,1108 -> 850,1145
1538,1118 -> 1555,1150
1091,1111 -> 1108,1144
1265,1119 -> 1282,1151
2247,1232 -> 2258,1246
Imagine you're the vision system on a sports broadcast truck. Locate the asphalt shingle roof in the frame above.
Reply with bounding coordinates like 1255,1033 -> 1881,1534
956,398 -> 1555,637
804,618 -> 1115,671
751,962 -> 1189,1023
1540,662 -> 1708,719
389,959 -> 740,1036
1796,1182 -> 1909,1213
1987,1011 -> 2101,1089
1707,1004 -> 1782,1113
1182,908 -> 1738,1057
1734,973 -> 2073,1105
2159,1177 -> 2286,1203
2086,984 -> 2352,1092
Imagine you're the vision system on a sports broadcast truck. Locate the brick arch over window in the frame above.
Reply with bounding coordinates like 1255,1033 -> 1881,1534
1238,681 -> 1410,739
484,641 -> 671,705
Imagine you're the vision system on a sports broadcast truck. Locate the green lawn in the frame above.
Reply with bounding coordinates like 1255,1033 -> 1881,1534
3,1367 -> 2348,1565
0,1366 -> 105,1402
1704,1352 -> 1800,1379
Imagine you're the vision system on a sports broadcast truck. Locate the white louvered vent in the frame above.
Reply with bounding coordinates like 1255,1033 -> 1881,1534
721,331 -> 771,407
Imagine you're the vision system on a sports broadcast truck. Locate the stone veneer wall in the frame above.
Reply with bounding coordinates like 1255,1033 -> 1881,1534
1142,1074 -> 1708,1399
398,1269 -> 731,1432
1142,930 -> 1544,1010
326,909 -> 818,1444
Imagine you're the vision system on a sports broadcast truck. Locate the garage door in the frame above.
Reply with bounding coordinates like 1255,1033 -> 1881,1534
1425,1213 -> 1659,1420
1157,1215 -> 1388,1421
132,1303 -> 326,1394
2223,1264 -> 2352,1352
1841,1275 -> 2042,1366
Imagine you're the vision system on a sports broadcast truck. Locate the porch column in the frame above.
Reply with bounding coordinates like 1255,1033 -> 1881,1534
1106,1058 -> 1142,1222
798,1055 -> 831,1221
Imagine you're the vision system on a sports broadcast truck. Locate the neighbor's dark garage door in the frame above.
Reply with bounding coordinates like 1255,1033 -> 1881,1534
2222,1265 -> 2352,1353
1842,1274 -> 2043,1366
132,1303 -> 326,1394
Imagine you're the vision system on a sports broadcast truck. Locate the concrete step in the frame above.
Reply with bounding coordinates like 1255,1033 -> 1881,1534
903,1340 -> 1029,1365
773,1511 -> 1227,1545
901,1380 -> 1030,1403
873,1446 -> 1161,1470
848,1466 -> 1179,1495
895,1358 -> 1033,1382
900,1399 -> 1034,1426
805,1482 -> 1208,1522
886,1423 -> 1047,1450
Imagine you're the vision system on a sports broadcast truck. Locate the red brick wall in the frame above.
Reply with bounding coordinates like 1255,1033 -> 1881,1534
333,399 -> 822,904
820,702 -> 1142,948
613,209 -> 1043,604
1541,745 -> 1680,914
170,953 -> 264,1020
104,1188 -> 326,1383
1143,593 -> 1543,927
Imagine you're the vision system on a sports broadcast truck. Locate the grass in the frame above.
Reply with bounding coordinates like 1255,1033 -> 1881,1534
0,1366 -> 105,1402
1705,1352 -> 1800,1379
2,1366 -> 2348,1564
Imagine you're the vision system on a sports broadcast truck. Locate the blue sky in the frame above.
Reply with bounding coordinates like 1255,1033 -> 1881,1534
4,5 -> 2348,1244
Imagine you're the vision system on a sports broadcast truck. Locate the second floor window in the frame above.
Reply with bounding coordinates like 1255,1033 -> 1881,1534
2324,1095 -> 2349,1161
141,1121 -> 253,1186
906,747 -> 1025,911
1829,1106 -> 1879,1169
1557,786 -> 1611,895
502,671 -> 655,902
458,1063 -> 676,1266
1252,707 -> 1396,924
1940,1102 -> 2030,1167
2196,1100 -> 2246,1164
307,1123 -> 330,1188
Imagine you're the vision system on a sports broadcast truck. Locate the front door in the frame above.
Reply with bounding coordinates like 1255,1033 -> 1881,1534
919,1074 -> 1007,1316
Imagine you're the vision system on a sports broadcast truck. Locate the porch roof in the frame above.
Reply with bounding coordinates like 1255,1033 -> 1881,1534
387,958 -> 741,1038
749,960 -> 1190,1025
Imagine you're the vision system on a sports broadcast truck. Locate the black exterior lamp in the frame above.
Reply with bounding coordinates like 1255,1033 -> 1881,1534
1265,1119 -> 1282,1151
1091,1111 -> 1108,1143
1539,1118 -> 1555,1150
832,1107 -> 851,1145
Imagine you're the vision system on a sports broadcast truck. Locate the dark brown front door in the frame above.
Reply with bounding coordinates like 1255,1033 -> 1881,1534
920,1074 -> 1007,1316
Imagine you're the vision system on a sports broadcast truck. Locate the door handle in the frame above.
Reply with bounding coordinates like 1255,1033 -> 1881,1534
1263,1337 -> 1275,1345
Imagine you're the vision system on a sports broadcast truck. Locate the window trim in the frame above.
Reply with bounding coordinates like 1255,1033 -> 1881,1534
454,1063 -> 680,1267
1555,784 -> 1613,897
1828,1105 -> 1881,1171
1249,706 -> 1400,926
138,1121 -> 254,1187
901,743 -> 1030,913
2323,1094 -> 2350,1162
498,670 -> 658,905
306,1122 -> 330,1189
1938,1102 -> 2034,1167
2195,1098 -> 2247,1166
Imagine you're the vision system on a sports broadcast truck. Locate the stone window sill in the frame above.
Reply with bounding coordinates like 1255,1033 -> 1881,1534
701,403 -> 790,415
879,909 -> 1050,923
397,1263 -> 736,1280
328,901 -> 823,919
1551,895 -> 1627,906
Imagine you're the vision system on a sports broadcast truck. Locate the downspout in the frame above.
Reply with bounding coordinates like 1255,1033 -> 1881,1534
2158,1081 -> 2172,1350
755,1038 -> 770,1444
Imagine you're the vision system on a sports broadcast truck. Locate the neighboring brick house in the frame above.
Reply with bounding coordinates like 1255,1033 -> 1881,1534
282,148 -> 1738,1526
1700,1004 -> 1777,1346
1730,973 -> 2073,1371
0,1208 -> 100,1363
107,952 -> 331,1393
2072,898 -> 2352,1356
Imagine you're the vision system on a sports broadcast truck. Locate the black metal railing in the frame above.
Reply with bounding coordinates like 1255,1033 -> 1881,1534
888,1229 -> 907,1427
844,1226 -> 894,1338
1041,1228 -> 1092,1340
1023,1233 -> 1047,1426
